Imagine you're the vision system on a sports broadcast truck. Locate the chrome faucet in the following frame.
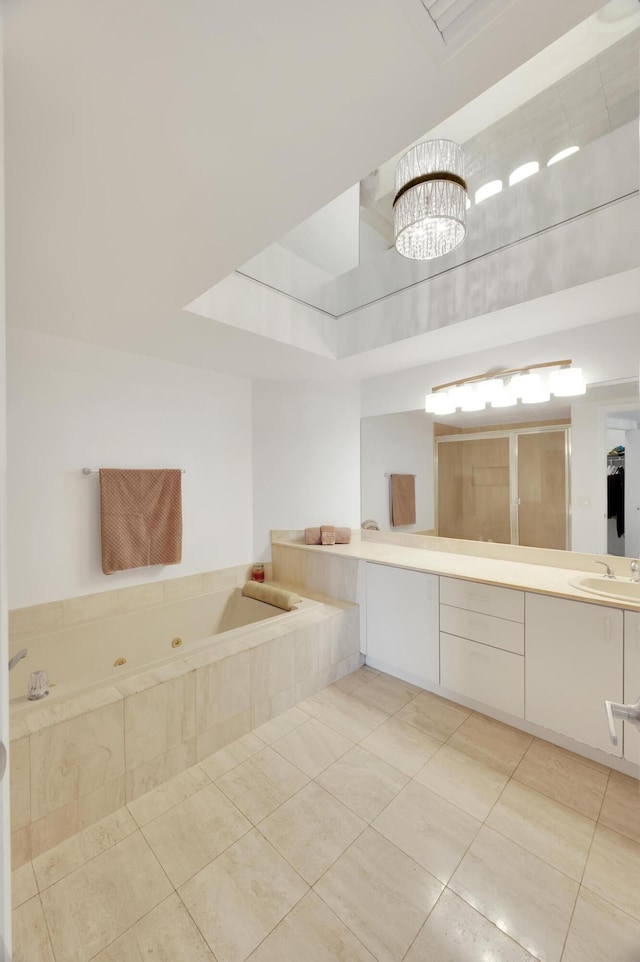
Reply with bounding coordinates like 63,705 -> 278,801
593,561 -> 616,579
631,560 -> 640,583
8,648 -> 28,671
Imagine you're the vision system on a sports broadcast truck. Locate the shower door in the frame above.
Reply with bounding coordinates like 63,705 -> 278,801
516,430 -> 568,550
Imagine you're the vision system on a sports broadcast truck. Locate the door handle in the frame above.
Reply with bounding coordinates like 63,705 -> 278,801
0,741 -> 6,782
605,697 -> 640,746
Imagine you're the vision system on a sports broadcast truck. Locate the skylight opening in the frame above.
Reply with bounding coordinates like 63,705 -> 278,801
547,146 -> 579,166
475,180 -> 502,204
508,161 -> 539,186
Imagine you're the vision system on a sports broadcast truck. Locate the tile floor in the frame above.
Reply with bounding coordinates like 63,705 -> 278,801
11,666 -> 640,962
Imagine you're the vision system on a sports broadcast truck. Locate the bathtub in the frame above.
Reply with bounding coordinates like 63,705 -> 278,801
9,586 -> 319,704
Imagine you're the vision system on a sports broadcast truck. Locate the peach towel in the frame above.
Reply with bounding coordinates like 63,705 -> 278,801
390,474 -> 416,527
305,527 -> 321,544
305,525 -> 351,545
321,530 -> 336,545
99,469 -> 182,575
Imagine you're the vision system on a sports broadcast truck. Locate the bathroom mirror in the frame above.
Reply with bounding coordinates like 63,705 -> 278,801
360,378 -> 640,558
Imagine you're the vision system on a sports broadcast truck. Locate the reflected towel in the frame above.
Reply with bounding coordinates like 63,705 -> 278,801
390,474 -> 416,527
305,527 -> 321,544
100,469 -> 182,575
242,581 -> 302,611
335,527 -> 351,544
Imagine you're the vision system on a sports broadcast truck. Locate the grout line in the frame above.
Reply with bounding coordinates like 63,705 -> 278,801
37,891 -> 60,962
85,892 -> 178,962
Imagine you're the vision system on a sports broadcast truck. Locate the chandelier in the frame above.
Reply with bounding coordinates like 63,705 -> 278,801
424,360 -> 587,415
394,139 -> 467,260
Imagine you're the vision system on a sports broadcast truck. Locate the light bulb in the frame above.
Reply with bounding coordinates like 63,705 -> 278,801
491,384 -> 517,408
549,367 -> 586,397
432,391 -> 456,415
460,386 -> 486,412
476,378 -> 504,402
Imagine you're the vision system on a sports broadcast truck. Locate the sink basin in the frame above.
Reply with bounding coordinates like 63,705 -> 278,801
569,576 -> 640,604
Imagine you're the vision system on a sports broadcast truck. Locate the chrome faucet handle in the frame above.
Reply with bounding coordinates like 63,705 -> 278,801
8,648 -> 28,672
631,560 -> 640,583
593,560 -> 616,579
28,670 -> 49,701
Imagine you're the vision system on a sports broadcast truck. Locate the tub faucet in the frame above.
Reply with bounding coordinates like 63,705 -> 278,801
593,561 -> 616,579
8,648 -> 28,671
631,560 -> 640,583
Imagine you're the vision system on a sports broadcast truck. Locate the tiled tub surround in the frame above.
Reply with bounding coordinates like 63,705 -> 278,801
9,570 -> 360,868
11,669 -> 640,962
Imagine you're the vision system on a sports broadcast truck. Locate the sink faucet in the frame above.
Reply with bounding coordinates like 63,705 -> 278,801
631,561 -> 640,583
8,648 -> 28,671
593,561 -> 616,579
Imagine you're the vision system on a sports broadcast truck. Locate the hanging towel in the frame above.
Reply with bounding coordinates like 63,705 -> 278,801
390,474 -> 416,527
99,469 -> 183,575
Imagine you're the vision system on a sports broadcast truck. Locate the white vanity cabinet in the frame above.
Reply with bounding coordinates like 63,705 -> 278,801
364,562 -> 439,686
439,577 -> 525,717
624,610 -> 640,764
525,593 -> 624,756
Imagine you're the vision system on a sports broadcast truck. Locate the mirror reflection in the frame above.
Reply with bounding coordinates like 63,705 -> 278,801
360,379 -> 640,558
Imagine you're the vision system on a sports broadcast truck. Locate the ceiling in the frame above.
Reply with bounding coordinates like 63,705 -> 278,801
5,0 -> 626,382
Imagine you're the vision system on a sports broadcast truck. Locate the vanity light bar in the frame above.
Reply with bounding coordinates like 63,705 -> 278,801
425,359 -> 586,414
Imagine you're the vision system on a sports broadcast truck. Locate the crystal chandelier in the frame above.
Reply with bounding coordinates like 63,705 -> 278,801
394,139 -> 467,260
424,360 -> 587,415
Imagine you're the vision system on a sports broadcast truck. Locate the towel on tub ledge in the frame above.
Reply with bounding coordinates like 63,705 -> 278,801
304,526 -> 351,545
242,581 -> 302,611
99,469 -> 183,575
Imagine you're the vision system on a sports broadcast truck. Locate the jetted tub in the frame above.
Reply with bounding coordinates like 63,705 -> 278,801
9,586 -> 319,704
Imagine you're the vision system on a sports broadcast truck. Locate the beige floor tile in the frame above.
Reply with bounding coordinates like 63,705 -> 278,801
582,824 -> 640,921
395,691 -> 469,742
12,895 -> 56,962
352,675 -> 420,715
513,739 -> 609,820
360,717 -> 442,777
40,832 -> 172,962
11,861 -> 37,909
415,744 -> 509,821
142,782 -> 250,887
405,889 -> 538,962
215,747 -> 308,823
271,718 -> 353,777
316,745 -> 408,822
297,685 -> 351,717
486,781 -> 595,881
252,707 -> 309,744
333,666 -> 379,693
308,696 -> 390,742
127,763 -> 210,827
246,890 -> 377,962
562,887 -> 640,962
372,780 -> 480,884
599,771 -> 640,845
259,782 -> 365,884
315,827 -> 443,962
180,829 -> 308,962
449,825 -> 579,962
199,733 -> 265,780
92,893 -> 216,961
447,713 -> 532,775
33,806 -> 137,890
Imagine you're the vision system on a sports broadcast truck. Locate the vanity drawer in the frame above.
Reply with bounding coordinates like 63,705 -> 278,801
440,632 -> 524,718
440,604 -> 524,655
440,577 -> 524,623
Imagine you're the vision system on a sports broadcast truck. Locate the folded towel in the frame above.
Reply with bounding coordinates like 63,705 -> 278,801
321,531 -> 336,545
305,527 -> 321,545
100,469 -> 182,575
335,527 -> 351,544
242,581 -> 302,611
320,525 -> 336,534
390,474 -> 416,527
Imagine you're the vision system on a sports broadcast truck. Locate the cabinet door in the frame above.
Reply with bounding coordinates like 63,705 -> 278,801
525,593 -> 623,755
440,632 -> 524,717
624,610 -> 640,764
365,563 -> 439,685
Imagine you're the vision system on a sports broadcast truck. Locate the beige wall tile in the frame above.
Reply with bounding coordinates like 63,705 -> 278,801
33,807 -> 137,891
9,601 -> 64,642
63,590 -> 119,626
11,861 -> 38,909
10,736 -> 30,831
116,581 -> 165,614
196,709 -> 253,762
25,684 -> 124,735
124,671 -> 195,771
93,893 -> 216,962
40,831 -> 173,961
31,777 -> 125,859
12,895 -> 56,962
30,701 -> 125,820
252,686 -> 297,729
163,573 -> 205,602
251,635 -> 296,705
202,566 -> 238,592
196,650 -> 251,733
11,825 -> 32,869
125,739 -> 197,802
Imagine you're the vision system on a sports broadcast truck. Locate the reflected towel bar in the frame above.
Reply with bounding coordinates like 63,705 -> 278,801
82,468 -> 186,475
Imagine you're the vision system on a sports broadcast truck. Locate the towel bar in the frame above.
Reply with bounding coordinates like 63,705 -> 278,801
82,468 -> 186,475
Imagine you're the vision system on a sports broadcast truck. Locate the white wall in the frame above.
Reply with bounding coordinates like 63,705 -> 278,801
252,380 -> 361,559
360,412 -> 433,532
279,185 -> 360,278
7,330 -> 254,608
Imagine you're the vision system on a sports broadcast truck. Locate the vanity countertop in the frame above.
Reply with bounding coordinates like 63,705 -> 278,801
271,533 -> 640,610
